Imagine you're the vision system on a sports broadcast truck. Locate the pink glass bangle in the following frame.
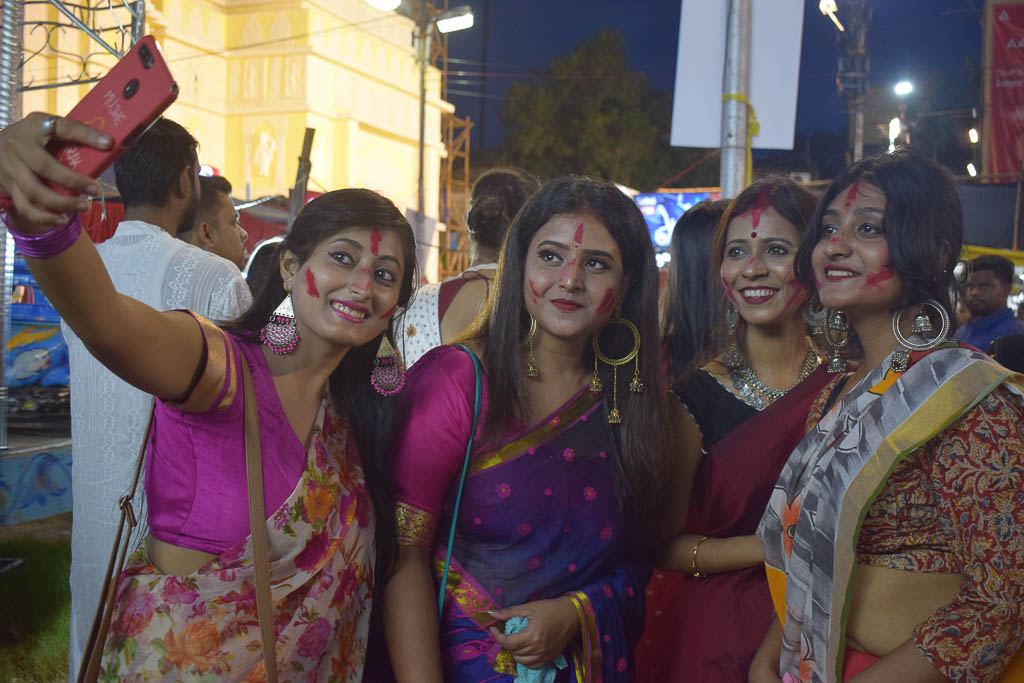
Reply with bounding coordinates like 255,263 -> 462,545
1,211 -> 83,259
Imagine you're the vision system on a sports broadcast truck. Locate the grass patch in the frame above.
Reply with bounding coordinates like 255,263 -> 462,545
0,535 -> 70,682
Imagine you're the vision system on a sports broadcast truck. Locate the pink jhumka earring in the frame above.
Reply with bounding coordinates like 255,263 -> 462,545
371,335 -> 406,396
260,293 -> 299,354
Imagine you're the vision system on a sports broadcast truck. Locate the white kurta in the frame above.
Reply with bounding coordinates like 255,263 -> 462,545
64,220 -> 252,680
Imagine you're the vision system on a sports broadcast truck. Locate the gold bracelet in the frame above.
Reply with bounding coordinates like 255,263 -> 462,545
691,535 -> 709,578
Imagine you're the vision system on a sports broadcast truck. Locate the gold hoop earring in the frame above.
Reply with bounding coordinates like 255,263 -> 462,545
592,317 -> 642,425
522,313 -> 539,378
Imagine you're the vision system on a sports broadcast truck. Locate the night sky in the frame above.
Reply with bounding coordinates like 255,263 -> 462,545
443,0 -> 982,150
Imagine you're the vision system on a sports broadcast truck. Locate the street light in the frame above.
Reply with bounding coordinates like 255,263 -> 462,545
818,0 -> 844,31
968,128 -> 979,144
967,162 -> 978,177
894,80 -> 913,96
435,6 -> 473,34
888,117 -> 901,153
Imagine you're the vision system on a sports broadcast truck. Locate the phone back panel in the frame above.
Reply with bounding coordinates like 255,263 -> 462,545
47,36 -> 178,194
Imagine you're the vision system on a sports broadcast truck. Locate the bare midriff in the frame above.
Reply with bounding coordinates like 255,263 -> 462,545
148,536 -> 218,576
845,562 -> 964,655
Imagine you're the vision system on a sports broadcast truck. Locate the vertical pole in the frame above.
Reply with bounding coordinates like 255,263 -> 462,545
0,0 -> 25,450
719,0 -> 751,200
130,1 -> 146,45
853,101 -> 864,161
417,19 -> 430,248
477,0 -> 489,149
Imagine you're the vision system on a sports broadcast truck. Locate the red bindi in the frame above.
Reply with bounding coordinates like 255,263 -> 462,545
750,232 -> 758,239
843,182 -> 859,211
379,303 -> 397,320
305,269 -> 320,298
864,267 -> 895,291
573,222 -> 584,246
596,288 -> 615,316
370,229 -> 382,256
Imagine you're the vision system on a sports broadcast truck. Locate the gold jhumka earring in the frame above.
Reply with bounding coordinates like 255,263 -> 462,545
591,317 -> 642,424
522,313 -> 539,378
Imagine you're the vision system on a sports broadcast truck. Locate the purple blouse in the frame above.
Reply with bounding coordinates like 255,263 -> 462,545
145,314 -> 308,555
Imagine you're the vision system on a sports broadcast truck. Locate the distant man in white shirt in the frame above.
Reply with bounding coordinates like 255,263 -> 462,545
65,118 -> 252,679
177,174 -> 250,270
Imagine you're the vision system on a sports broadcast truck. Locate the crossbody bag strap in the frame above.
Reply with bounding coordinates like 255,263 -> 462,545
437,344 -> 483,620
78,402 -> 155,683
240,355 -> 277,683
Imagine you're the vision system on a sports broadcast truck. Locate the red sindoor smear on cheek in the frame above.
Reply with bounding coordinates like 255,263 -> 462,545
370,229 -> 382,256
722,275 -> 739,304
864,267 -> 895,290
785,279 -> 807,308
379,303 -> 397,320
573,222 -> 584,246
596,288 -> 615,315
305,269 -> 320,298
844,182 -> 859,211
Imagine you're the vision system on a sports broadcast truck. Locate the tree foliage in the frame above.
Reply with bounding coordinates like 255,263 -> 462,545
499,30 -> 718,190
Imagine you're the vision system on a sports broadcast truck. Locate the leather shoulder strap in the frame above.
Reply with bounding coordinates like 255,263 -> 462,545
241,354 -> 277,683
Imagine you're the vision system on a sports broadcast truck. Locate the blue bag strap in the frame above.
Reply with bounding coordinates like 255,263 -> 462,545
437,343 -> 483,621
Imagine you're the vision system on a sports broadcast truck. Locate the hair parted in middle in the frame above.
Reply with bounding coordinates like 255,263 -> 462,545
459,175 -> 669,545
232,187 -> 418,588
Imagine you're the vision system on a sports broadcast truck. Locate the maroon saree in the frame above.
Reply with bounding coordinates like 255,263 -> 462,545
635,365 -> 832,682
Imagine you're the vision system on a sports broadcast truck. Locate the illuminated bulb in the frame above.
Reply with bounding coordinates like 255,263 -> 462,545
968,128 -> 979,144
967,163 -> 978,177
894,81 -> 913,96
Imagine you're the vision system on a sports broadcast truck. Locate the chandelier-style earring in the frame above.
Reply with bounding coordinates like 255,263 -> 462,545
890,299 -> 950,372
522,313 -> 539,378
725,303 -> 739,337
824,309 -> 849,374
592,317 -> 642,425
260,292 -> 299,354
371,334 -> 406,395
802,298 -> 828,335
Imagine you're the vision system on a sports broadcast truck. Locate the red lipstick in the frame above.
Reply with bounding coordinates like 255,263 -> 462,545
551,298 -> 583,311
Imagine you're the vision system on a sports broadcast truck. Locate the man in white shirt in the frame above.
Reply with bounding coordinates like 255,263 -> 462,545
65,118 -> 251,679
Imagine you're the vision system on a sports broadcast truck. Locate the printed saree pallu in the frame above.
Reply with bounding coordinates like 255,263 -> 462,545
758,345 -> 1024,683
398,388 -> 645,683
98,401 -> 375,682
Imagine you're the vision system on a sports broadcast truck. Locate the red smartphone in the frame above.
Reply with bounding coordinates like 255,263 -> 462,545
47,35 -> 178,194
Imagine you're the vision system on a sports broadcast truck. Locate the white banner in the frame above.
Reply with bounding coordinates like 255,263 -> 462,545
670,0 -> 805,150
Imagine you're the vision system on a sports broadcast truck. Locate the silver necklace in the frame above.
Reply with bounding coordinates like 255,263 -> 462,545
722,341 -> 820,410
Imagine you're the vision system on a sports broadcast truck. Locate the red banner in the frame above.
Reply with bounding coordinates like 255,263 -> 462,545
990,4 -> 1024,176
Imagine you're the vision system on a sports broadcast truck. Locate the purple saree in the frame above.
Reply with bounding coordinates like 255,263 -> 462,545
394,345 -> 645,682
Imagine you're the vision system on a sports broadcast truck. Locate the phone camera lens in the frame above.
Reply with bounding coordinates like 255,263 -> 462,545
139,44 -> 154,69
123,79 -> 140,99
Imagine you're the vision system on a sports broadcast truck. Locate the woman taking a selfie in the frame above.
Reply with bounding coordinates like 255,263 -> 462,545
0,112 -> 417,681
